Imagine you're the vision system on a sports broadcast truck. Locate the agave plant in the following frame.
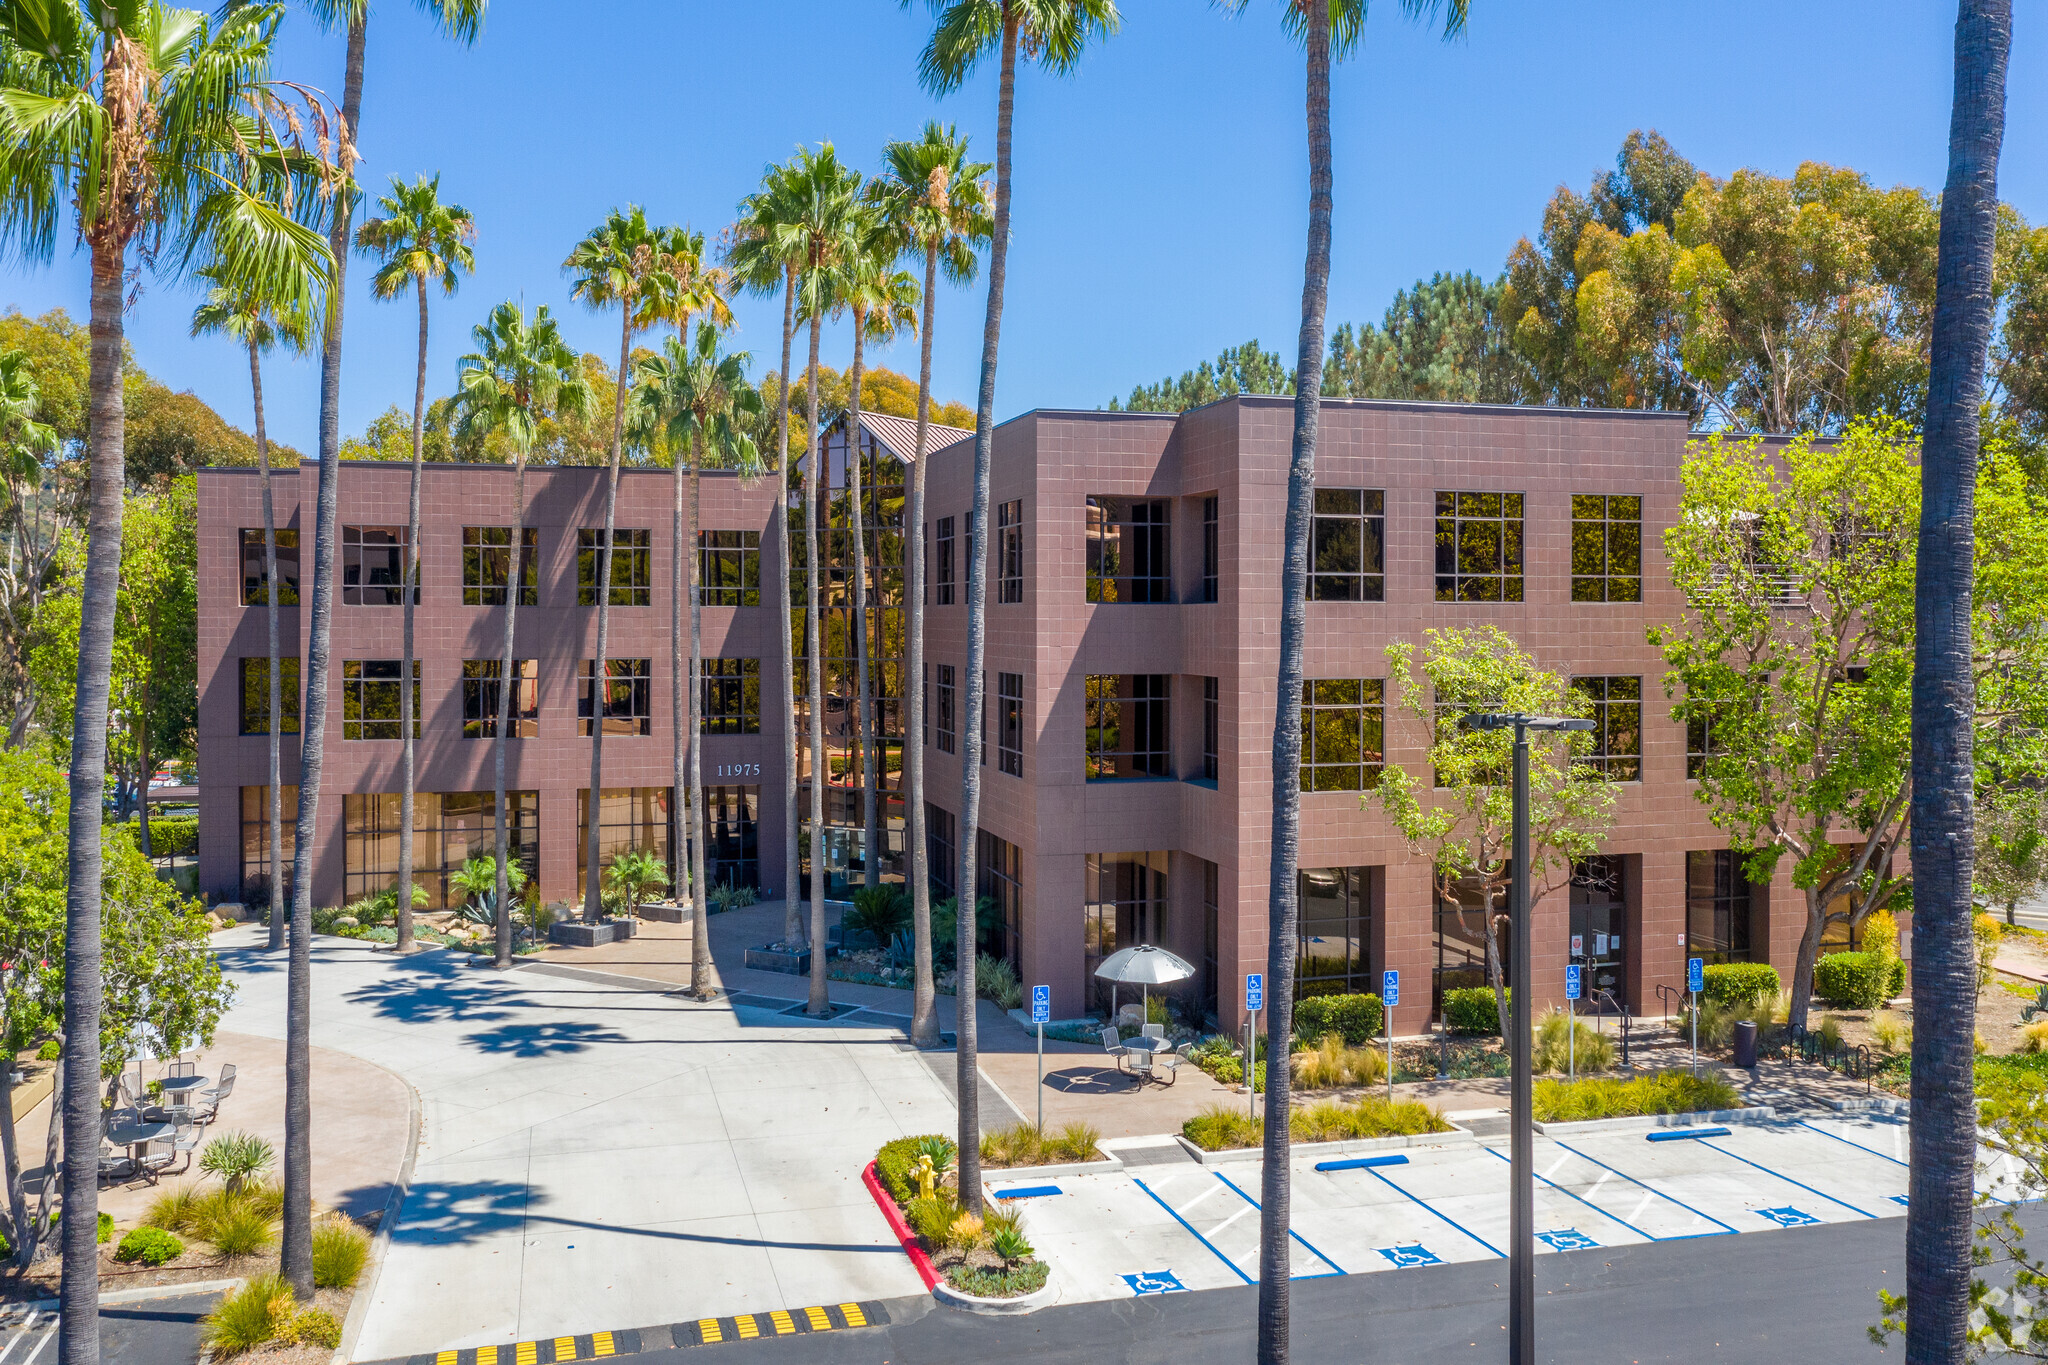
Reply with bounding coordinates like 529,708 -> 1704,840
449,856 -> 526,929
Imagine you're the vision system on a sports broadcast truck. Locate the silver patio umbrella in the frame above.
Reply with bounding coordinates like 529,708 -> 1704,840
1093,944 -> 1196,1021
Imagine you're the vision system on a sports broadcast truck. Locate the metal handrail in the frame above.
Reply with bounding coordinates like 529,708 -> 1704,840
1654,982 -> 1686,1020
1587,988 -> 1631,1068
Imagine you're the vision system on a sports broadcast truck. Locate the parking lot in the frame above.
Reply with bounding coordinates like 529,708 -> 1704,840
1004,1115 -> 1986,1302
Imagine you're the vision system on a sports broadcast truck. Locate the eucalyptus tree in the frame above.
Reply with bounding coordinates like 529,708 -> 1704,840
191,271 -> 315,956
356,173 -> 475,956
452,303 -> 591,967
565,208 -> 702,923
871,123 -> 991,1049
632,323 -> 761,998
910,0 -> 1121,1214
834,211 -> 919,898
0,0 -> 336,1329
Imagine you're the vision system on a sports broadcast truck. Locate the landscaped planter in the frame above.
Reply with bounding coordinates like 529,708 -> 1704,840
1174,1125 -> 1475,1166
548,919 -> 631,948
744,944 -> 811,974
636,900 -> 690,924
981,1154 -> 1125,1183
933,1276 -> 1058,1316
1531,1106 -> 1775,1137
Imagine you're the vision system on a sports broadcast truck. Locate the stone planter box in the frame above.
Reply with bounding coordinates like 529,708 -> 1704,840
1531,1105 -> 1775,1137
933,1275 -> 1057,1316
744,944 -> 811,975
1174,1124 -> 1476,1166
636,900 -> 690,924
548,919 -> 635,948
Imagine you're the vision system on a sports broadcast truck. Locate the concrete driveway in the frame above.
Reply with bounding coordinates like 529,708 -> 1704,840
212,928 -> 956,1359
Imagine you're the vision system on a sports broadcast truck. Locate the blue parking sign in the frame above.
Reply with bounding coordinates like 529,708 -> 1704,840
1245,973 -> 1264,1012
1031,984 -> 1050,1024
1382,969 -> 1399,1007
1687,957 -> 1704,994
1565,964 -> 1581,1001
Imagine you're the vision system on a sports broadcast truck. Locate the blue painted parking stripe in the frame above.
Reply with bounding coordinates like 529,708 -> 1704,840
993,1185 -> 1062,1200
1481,1146 -> 1660,1242
1130,1176 -> 1254,1285
1549,1140 -> 1739,1237
1314,1154 -> 1409,1172
1794,1119 -> 1908,1167
1353,1161 -> 1506,1258
1208,1170 -> 1345,1276
1697,1140 -> 1875,1219
1646,1126 -> 1730,1141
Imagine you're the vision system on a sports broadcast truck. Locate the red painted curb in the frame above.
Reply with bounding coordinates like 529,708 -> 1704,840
863,1160 -> 941,1293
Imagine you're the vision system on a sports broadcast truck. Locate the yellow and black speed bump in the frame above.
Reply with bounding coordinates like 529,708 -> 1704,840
404,1328 -> 640,1365
386,1302 -> 887,1365
669,1300 -> 889,1348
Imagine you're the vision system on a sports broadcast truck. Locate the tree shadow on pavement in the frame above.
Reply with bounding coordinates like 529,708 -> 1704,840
461,1020 -> 633,1056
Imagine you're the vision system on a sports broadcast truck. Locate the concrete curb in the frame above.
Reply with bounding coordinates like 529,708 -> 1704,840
5,1277 -> 247,1315
1174,1125 -> 1477,1166
861,1161 -> 939,1293
932,1278 -> 1057,1316
1830,1096 -> 1908,1116
982,1155 -> 1124,1183
1532,1106 -> 1776,1137
332,1060 -> 425,1365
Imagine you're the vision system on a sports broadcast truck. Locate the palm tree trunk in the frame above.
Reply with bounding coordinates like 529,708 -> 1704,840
671,432 -> 688,962
0,1063 -> 24,1269
688,452 -> 712,996
907,243 -> 939,1049
493,453 -> 528,969
776,272 -> 801,945
59,233 -> 127,1365
1260,7 -> 1332,1360
282,8 -> 366,1304
954,11 -> 1021,1216
255,340 -> 285,952
1908,3 -> 2010,1359
848,312 -> 876,892
399,276 -> 430,955
805,313 -> 832,1017
585,315 -> 633,923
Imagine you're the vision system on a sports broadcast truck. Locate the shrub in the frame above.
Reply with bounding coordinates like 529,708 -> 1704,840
946,1211 -> 985,1250
1532,1009 -> 1616,1074
847,886 -> 911,944
1978,913 -> 2006,988
1287,1096 -> 1449,1142
1817,1013 -> 1844,1050
990,1225 -> 1033,1264
1872,1010 -> 1910,1054
1183,1104 -> 1263,1151
207,1204 -> 276,1258
1290,1035 -> 1387,1090
1443,987 -> 1505,1035
1700,962 -> 1781,1009
1293,993 -> 1384,1046
946,1261 -> 1048,1298
1812,952 -> 1895,1010
977,954 -> 1023,1010
287,1309 -> 342,1350
115,1227 -> 184,1266
148,817 -> 198,858
1051,1122 -> 1102,1162
97,1211 -> 113,1244
312,1216 -> 371,1288
200,1132 -> 274,1194
203,1274 -> 296,1357
905,1195 -> 962,1247
36,1040 -> 58,1061
875,1136 -> 942,1207
707,883 -> 758,912
1532,1069 -> 1741,1124
984,1120 -> 1099,1165
144,1183 -> 202,1234
2019,1020 -> 2048,1055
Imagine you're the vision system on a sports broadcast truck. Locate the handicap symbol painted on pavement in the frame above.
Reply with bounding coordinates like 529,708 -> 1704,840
1537,1229 -> 1599,1251
1890,1196 -> 1910,1207
1376,1244 -> 1442,1268
1122,1270 -> 1187,1296
1756,1206 -> 1820,1228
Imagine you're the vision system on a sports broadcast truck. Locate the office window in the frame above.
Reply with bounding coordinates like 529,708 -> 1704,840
239,657 -> 301,735
978,829 -> 1022,964
579,657 -> 652,735
980,667 -> 988,767
1202,860 -> 1220,1014
1203,677 -> 1219,781
1573,676 -> 1642,781
927,803 -> 958,896
997,672 -> 1023,776
240,784 -> 298,903
1086,496 -> 1172,603
702,658 -> 762,734
341,793 -> 410,905
240,528 -> 299,606
1434,491 -> 1524,602
1085,674 -> 1170,780
936,517 -> 955,606
1310,488 -> 1386,602
1299,866 -> 1372,998
1201,496 -> 1219,603
1435,871 -> 1507,1007
577,786 -> 670,898
936,665 -> 957,754
1301,679 -> 1385,792
1687,706 -> 1720,779
965,508 -> 976,589
698,785 -> 761,889
342,525 -> 412,606
699,530 -> 762,606
341,660 -> 419,740
1686,850 -> 1753,964
997,499 -> 1023,604
1571,494 -> 1643,603
461,659 -> 537,738
578,528 -> 653,606
462,526 -> 538,607
921,663 -> 930,747
1084,851 -> 1169,1011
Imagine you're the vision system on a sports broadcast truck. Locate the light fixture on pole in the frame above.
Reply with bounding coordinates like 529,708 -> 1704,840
1461,710 -> 1594,1365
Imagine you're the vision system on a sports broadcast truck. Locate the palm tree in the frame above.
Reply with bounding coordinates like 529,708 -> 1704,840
1221,3 -> 1466,1359
356,173 -> 476,957
870,123 -> 992,1050
565,208 -> 697,923
632,323 -> 762,998
191,272 -> 316,957
1908,2 -> 2010,1357
0,0 -> 336,1330
911,0 -> 1121,1216
452,303 -> 592,968
834,213 -> 920,899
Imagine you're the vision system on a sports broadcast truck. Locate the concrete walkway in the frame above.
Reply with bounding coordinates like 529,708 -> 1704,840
209,926 -> 955,1359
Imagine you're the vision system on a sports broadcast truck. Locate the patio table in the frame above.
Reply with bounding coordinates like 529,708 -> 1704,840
104,1119 -> 174,1179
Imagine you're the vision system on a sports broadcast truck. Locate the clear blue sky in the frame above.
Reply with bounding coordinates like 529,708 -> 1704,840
2,0 -> 2041,450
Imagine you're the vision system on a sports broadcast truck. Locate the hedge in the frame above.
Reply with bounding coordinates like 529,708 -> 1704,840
144,818 -> 197,858
1812,952 -> 1904,1009
1700,963 -> 1781,1009
1293,993 -> 1384,1045
1443,987 -> 1506,1035
115,1227 -> 183,1266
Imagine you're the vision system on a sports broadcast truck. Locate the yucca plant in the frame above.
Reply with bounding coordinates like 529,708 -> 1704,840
199,1133 -> 274,1196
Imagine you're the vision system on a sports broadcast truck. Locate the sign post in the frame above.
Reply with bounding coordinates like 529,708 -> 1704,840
1382,969 -> 1400,1100
1564,964 -> 1582,1082
1245,973 -> 1264,1119
1687,956 -> 1704,1077
1031,985 -> 1051,1132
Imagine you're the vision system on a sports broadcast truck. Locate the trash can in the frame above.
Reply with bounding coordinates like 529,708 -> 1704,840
1733,1019 -> 1759,1069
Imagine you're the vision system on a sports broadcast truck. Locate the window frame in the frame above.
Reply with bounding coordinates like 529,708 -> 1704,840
239,656 -> 301,736
1200,496 -> 1219,603
997,671 -> 1023,776
1309,488 -> 1386,602
936,664 -> 957,754
1572,675 -> 1643,781
1300,678 -> 1386,792
1084,673 -> 1171,780
698,529 -> 762,607
1085,496 -> 1173,604
341,659 -> 420,740
240,527 -> 300,607
996,499 -> 1023,604
1570,494 -> 1644,603
577,528 -> 654,607
1203,676 -> 1219,781
935,517 -> 955,606
461,658 -> 538,739
578,657 -> 654,736
701,657 -> 762,734
461,526 -> 539,607
1434,491 -> 1525,603
342,525 -> 413,607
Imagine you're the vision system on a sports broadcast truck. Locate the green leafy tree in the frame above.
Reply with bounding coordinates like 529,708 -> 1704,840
1977,785 -> 2048,926
0,349 -> 59,752
0,752 -> 65,1268
111,479 -> 197,854
1322,271 -> 1522,403
870,121 -> 992,1049
1108,339 -> 1292,413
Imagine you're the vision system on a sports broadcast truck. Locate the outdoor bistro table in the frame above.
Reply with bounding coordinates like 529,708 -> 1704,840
156,1074 -> 208,1109
103,1119 -> 174,1181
